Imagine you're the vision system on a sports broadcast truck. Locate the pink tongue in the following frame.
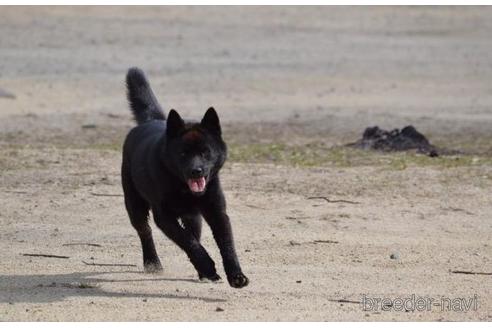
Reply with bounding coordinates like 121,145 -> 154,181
187,177 -> 206,193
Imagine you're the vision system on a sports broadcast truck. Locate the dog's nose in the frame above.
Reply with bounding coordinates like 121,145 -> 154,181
191,167 -> 203,178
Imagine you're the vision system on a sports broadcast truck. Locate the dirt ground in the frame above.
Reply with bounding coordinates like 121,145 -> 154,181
0,6 -> 491,321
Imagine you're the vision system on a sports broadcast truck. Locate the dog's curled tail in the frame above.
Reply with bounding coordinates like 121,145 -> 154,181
126,67 -> 166,124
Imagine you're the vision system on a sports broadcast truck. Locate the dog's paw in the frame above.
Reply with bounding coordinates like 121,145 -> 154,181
144,261 -> 163,274
228,273 -> 249,288
199,273 -> 222,282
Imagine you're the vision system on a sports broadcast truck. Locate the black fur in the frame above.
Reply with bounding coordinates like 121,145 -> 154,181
122,68 -> 249,288
126,67 -> 166,124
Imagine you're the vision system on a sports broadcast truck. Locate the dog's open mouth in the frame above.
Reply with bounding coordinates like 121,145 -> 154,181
187,177 -> 206,193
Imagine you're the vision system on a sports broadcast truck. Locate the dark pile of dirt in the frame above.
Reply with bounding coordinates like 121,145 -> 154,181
348,125 -> 439,157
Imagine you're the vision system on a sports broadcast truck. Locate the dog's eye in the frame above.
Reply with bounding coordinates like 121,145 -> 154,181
201,149 -> 211,158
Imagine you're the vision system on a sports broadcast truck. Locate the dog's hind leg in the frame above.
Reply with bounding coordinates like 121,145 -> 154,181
122,169 -> 162,273
181,214 -> 203,242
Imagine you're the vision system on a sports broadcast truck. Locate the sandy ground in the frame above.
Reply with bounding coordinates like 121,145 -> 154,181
0,6 -> 491,321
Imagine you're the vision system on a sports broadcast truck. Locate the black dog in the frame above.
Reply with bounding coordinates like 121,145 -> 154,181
121,68 -> 249,288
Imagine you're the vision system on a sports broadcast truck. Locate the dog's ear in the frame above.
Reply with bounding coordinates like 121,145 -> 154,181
167,109 -> 185,138
201,107 -> 221,136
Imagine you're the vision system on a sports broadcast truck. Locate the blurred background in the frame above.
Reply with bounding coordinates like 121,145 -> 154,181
1,6 -> 492,154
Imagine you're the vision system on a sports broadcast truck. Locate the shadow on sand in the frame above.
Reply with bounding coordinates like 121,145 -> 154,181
0,270 -> 227,304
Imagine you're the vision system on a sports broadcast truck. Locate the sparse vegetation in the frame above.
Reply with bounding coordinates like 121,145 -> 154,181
228,142 -> 492,169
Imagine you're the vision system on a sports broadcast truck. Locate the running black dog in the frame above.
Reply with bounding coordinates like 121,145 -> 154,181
121,68 -> 249,288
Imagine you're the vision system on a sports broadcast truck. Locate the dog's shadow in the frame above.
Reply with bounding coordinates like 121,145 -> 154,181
0,270 -> 227,304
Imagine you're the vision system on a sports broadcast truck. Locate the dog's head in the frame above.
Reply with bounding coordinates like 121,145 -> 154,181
163,107 -> 227,196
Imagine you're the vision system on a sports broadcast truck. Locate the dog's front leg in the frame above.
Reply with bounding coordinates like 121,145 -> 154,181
200,195 -> 249,288
152,207 -> 220,281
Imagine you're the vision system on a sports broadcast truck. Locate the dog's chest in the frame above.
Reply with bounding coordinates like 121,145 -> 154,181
164,193 -> 201,216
